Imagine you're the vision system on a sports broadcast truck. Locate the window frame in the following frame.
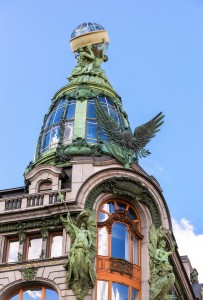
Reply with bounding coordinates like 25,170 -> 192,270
6,286 -> 58,300
96,199 -> 142,299
25,234 -> 43,261
48,231 -> 63,258
5,237 -> 20,263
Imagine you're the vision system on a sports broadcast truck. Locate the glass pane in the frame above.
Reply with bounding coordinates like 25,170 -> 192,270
28,237 -> 42,260
102,202 -> 115,214
46,111 -> 56,128
133,237 -> 138,264
51,234 -> 63,257
132,288 -> 138,300
42,131 -> 50,151
54,107 -> 63,123
98,96 -> 106,105
23,289 -> 42,300
45,289 -> 59,300
100,128 -> 108,141
111,223 -> 129,260
50,126 -> 60,148
112,282 -> 128,300
97,281 -> 108,300
99,211 -> 109,222
87,101 -> 96,118
86,122 -> 97,142
128,207 -> 138,221
66,101 -> 76,119
109,106 -> 118,121
117,202 -> 127,211
63,122 -> 73,143
98,227 -> 108,256
8,240 -> 19,262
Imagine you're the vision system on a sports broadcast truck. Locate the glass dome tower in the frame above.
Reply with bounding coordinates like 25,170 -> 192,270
29,22 -> 163,172
31,23 -> 129,170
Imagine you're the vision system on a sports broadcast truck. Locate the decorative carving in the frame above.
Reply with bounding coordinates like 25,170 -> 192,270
149,225 -> 175,300
190,268 -> 199,284
40,218 -> 50,240
67,85 -> 98,101
18,252 -> 23,261
16,222 -> 26,244
98,209 -> 143,239
95,100 -> 164,167
68,41 -> 112,89
110,257 -> 133,277
85,176 -> 161,228
21,267 -> 37,281
61,210 -> 96,300
40,250 -> 45,259
55,137 -> 101,163
0,215 -> 62,234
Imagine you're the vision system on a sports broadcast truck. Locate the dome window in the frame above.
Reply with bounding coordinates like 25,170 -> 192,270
86,96 -> 121,144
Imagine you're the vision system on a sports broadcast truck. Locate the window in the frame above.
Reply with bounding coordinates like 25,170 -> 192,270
96,199 -> 142,300
6,238 -> 19,262
86,97 -> 121,144
49,232 -> 63,257
38,180 -> 52,192
8,287 -> 59,300
26,236 -> 42,260
63,99 -> 76,145
40,98 -> 76,152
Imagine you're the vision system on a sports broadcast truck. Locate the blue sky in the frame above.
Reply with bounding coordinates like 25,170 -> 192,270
0,0 -> 203,279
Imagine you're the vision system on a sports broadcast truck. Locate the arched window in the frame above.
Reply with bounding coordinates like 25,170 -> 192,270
38,180 -> 52,192
96,199 -> 142,300
7,286 -> 58,300
86,96 -> 122,143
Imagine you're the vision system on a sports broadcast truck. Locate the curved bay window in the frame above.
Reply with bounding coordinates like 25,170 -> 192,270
86,96 -> 122,143
97,199 -> 142,300
7,286 -> 58,300
40,98 -> 76,152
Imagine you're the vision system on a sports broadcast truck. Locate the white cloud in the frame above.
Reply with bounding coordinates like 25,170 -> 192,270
172,218 -> 203,282
26,290 -> 42,299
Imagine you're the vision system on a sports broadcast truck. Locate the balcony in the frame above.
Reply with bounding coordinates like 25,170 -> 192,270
0,189 -> 71,213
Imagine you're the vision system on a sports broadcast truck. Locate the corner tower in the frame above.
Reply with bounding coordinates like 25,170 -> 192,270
0,23 -> 197,300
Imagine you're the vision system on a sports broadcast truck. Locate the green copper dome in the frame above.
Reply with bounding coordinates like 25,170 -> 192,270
25,23 -> 164,173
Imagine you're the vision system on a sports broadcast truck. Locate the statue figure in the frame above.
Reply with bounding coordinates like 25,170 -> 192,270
149,225 -> 175,300
190,268 -> 199,284
61,210 -> 96,300
68,40 -> 111,86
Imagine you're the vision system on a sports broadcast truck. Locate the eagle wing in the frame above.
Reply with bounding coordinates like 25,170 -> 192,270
133,112 -> 164,151
95,100 -> 126,146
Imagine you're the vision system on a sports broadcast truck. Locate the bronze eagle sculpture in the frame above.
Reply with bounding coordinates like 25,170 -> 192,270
95,100 -> 164,167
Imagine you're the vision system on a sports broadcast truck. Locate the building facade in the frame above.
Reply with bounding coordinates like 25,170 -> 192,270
0,23 -> 200,300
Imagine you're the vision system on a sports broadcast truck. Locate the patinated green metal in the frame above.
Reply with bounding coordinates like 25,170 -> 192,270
84,176 -> 161,228
40,219 -> 49,240
16,222 -> 26,244
55,137 -> 101,163
68,42 -> 113,90
190,268 -> 199,284
21,267 -> 37,281
61,210 -> 96,300
149,225 -> 175,300
0,216 -> 62,234
18,252 -> 23,261
95,100 -> 164,167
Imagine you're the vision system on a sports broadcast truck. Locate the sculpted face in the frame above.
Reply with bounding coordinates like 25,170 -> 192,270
159,239 -> 166,248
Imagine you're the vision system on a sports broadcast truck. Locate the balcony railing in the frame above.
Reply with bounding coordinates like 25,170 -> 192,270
1,189 -> 70,212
